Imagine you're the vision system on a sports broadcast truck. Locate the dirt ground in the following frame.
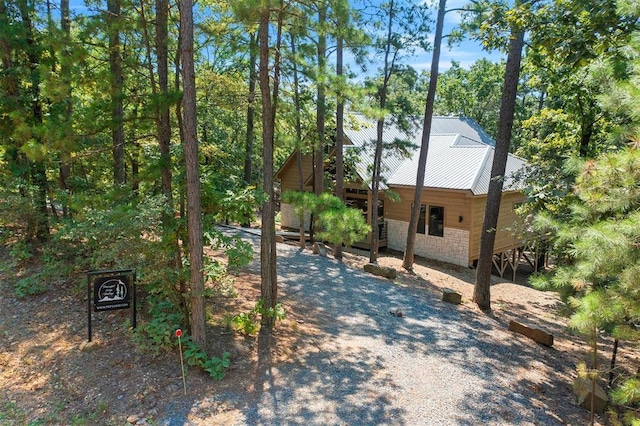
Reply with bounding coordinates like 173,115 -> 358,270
0,238 -> 627,425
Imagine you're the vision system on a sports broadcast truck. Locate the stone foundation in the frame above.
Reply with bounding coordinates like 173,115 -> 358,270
280,203 -> 311,231
387,219 -> 470,267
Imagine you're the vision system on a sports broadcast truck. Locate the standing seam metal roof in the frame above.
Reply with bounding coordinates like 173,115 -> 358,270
343,114 -> 526,195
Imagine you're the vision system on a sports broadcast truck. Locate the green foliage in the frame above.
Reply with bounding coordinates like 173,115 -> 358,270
516,109 -> 580,219
231,301 -> 286,336
133,297 -> 184,353
611,378 -> 640,407
4,237 -> 75,298
181,338 -> 230,380
282,191 -> 369,247
202,184 -> 266,226
434,59 -> 505,138
255,299 -> 286,321
9,239 -> 32,263
535,146 -> 640,420
51,194 -> 167,272
231,311 -> 260,336
201,229 -> 252,299
202,259 -> 236,298
217,187 -> 266,225
183,340 -> 208,367
203,352 -> 231,380
0,188 -> 48,243
281,191 -> 317,218
13,272 -> 47,298
316,205 -> 370,248
0,400 -> 25,423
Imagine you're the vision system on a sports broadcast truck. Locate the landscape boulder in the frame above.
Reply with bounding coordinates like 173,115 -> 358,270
442,288 -> 462,305
79,340 -> 99,352
572,377 -> 608,414
508,320 -> 554,347
363,263 -> 397,280
312,242 -> 327,256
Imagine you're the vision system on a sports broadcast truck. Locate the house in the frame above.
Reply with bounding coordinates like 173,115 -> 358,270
276,114 -> 527,270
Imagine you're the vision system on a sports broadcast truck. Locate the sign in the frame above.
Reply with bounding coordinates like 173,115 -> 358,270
94,275 -> 130,311
87,269 -> 136,342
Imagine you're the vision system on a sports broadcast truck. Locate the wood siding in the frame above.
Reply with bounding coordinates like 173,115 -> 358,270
385,186 -> 472,232
277,150 -> 526,266
468,191 -> 525,262
277,153 -> 314,192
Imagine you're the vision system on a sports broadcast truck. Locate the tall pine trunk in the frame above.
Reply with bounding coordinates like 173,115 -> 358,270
107,0 -> 125,186
290,33 -> 306,249
156,0 -> 172,199
244,32 -> 257,186
473,29 -> 525,311
369,116 -> 384,263
258,0 -> 282,332
369,0 -> 396,264
314,3 -> 327,199
334,35 -> 345,261
310,2 -> 327,244
179,0 -> 206,348
59,0 -> 71,218
20,2 -> 49,241
402,0 -> 446,270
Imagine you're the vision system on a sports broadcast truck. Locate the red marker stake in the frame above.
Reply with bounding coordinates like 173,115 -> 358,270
176,329 -> 187,395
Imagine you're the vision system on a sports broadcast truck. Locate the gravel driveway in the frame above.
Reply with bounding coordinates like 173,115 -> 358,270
164,228 -> 590,425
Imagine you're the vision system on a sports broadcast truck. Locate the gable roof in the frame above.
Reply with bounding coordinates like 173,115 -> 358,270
343,114 -> 526,195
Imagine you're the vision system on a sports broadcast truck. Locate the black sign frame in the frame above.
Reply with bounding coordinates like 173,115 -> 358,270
87,269 -> 136,342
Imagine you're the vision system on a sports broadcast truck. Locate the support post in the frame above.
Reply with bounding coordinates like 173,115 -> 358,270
87,273 -> 92,342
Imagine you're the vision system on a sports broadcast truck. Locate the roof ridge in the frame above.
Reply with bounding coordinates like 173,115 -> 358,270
453,134 -> 491,147
469,145 -> 493,194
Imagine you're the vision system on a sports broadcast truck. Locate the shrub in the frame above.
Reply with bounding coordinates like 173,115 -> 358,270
182,339 -> 230,380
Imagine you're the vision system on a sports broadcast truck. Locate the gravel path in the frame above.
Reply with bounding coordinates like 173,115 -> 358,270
161,228 -> 590,425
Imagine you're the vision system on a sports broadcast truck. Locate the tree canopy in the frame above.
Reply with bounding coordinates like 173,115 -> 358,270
2,0 -> 640,416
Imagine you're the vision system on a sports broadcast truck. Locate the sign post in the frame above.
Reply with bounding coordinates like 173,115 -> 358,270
176,329 -> 187,395
87,269 -> 136,342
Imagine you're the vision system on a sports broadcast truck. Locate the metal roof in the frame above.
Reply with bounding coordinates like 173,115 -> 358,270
343,114 -> 526,195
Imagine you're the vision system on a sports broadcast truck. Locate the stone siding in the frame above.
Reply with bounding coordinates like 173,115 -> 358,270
387,219 -> 470,267
280,203 -> 311,231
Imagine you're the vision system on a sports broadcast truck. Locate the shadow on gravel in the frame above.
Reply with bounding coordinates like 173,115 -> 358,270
217,229 -> 593,425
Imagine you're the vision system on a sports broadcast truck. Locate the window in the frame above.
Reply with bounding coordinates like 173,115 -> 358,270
377,200 -> 384,218
417,205 -> 426,234
346,197 -> 369,222
428,206 -> 444,237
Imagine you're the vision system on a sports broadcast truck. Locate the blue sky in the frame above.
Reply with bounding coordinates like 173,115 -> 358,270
341,0 -> 505,77
68,0 -> 504,73
380,0 -> 505,73
417,0 -> 505,71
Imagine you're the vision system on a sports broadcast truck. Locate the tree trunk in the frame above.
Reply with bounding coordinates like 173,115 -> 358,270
156,0 -> 185,317
59,0 -> 71,218
314,3 -> 327,199
310,3 -> 328,246
402,0 -> 446,270
156,0 -> 172,199
609,337 -> 619,387
290,33 -> 306,249
258,0 -> 281,332
369,0 -> 395,264
334,35 -> 345,261
579,114 -> 594,158
108,0 -> 125,186
19,2 -> 49,241
473,29 -> 525,311
244,32 -> 257,186
179,0 -> 206,348
131,148 -> 140,194
369,117 -> 383,263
